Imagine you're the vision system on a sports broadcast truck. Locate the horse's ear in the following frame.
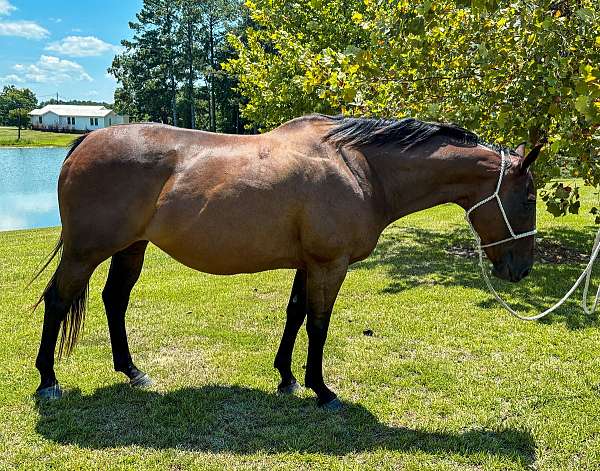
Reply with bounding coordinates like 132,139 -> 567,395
515,141 -> 527,157
519,140 -> 546,173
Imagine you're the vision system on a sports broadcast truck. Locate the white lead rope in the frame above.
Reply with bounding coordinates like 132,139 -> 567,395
470,224 -> 600,321
466,151 -> 600,321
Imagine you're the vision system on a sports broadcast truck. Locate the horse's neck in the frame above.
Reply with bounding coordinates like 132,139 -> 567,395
365,145 -> 484,226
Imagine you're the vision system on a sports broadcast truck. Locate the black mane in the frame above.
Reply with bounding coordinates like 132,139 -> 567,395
321,115 -> 483,152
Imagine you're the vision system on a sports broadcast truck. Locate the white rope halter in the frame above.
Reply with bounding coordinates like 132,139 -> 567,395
466,150 -> 600,321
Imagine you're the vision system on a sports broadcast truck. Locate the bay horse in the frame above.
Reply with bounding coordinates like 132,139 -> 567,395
33,114 -> 542,410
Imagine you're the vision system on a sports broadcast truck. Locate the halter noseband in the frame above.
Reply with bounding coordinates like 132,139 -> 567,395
465,150 -> 537,248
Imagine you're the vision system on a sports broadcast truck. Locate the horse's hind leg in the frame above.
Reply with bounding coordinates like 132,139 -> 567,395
35,257 -> 96,399
101,241 -> 152,387
274,269 -> 307,394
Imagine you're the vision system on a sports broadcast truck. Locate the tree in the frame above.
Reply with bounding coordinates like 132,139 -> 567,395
225,0 -> 600,217
109,0 -> 182,124
192,0 -> 240,132
178,0 -> 202,129
8,108 -> 29,140
0,86 -> 37,140
110,0 -> 245,132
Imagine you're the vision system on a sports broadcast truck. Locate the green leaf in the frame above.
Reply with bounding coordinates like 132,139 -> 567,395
575,95 -> 590,114
569,201 -> 581,214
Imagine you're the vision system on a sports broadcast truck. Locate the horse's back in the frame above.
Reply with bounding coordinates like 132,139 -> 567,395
143,123 -> 343,273
58,121 -> 378,272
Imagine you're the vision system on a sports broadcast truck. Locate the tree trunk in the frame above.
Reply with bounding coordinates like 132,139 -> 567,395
17,114 -> 21,141
209,18 -> 216,132
187,15 -> 195,129
166,3 -> 177,127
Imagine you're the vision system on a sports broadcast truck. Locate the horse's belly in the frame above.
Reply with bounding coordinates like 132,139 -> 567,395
146,201 -> 303,275
154,237 -> 301,274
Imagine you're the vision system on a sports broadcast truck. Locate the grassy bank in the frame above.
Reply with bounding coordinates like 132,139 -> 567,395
1,188 -> 600,469
0,126 -> 75,147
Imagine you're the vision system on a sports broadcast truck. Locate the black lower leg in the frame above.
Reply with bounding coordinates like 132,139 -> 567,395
305,313 -> 337,405
274,270 -> 306,391
35,281 -> 67,393
302,260 -> 348,409
102,241 -> 148,384
103,290 -> 140,379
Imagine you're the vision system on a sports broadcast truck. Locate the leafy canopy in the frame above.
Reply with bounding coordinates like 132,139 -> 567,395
225,0 -> 600,217
0,85 -> 37,127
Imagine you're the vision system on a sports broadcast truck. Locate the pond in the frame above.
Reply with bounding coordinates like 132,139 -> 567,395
0,147 -> 66,231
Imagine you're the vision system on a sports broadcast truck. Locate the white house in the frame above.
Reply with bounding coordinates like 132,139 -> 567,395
29,105 -> 129,132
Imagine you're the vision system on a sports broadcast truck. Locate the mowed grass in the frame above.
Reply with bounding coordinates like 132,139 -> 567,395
0,126 -> 75,147
2,186 -> 600,469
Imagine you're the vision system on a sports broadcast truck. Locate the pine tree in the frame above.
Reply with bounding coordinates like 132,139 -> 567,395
109,0 -> 181,124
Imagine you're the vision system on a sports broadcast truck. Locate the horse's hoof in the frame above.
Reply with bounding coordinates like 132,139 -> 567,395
35,383 -> 62,400
319,397 -> 342,411
277,380 -> 301,395
130,373 -> 154,388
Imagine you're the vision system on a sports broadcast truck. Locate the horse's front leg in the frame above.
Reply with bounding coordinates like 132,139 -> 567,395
304,258 -> 348,410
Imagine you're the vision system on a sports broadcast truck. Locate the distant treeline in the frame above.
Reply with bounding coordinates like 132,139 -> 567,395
109,0 -> 248,133
39,99 -> 113,108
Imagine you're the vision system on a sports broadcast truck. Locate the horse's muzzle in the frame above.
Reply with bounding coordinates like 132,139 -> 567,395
492,261 -> 532,283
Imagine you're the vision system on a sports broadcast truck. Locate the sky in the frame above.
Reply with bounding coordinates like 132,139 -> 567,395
0,0 -> 142,104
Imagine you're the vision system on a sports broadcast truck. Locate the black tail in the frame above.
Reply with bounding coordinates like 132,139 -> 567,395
30,133 -> 91,358
64,133 -> 89,161
31,235 -> 89,358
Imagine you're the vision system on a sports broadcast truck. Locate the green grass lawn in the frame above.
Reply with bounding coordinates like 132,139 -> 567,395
2,187 -> 600,470
0,126 -> 75,147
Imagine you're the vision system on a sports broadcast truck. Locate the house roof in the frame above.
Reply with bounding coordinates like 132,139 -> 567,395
28,105 -> 115,117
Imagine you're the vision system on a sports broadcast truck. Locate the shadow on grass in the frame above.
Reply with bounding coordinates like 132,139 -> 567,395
35,384 -> 535,465
353,224 -> 599,329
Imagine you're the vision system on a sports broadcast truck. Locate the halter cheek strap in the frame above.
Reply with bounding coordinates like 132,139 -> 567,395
465,150 -> 537,248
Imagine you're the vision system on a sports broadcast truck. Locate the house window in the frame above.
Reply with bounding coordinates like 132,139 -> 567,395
94,118 -> 98,126
71,117 -> 75,125
90,117 -> 94,126
67,117 -> 71,125
38,116 -> 42,124
109,118 -> 112,126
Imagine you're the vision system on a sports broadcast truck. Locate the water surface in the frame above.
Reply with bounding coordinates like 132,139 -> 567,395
0,147 -> 66,231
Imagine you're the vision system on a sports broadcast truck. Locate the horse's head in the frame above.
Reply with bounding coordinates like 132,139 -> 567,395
466,142 -> 543,282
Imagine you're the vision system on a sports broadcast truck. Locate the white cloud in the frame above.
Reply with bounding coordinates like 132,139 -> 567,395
0,73 -> 23,84
0,0 -> 16,16
12,55 -> 93,84
0,20 -> 48,39
45,35 -> 119,57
